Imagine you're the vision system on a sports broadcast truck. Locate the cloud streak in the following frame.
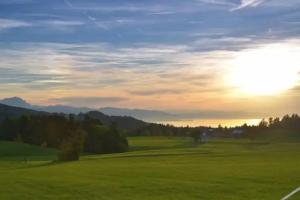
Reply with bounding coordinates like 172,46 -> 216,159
50,96 -> 128,107
0,19 -> 32,30
231,0 -> 266,11
128,88 -> 187,96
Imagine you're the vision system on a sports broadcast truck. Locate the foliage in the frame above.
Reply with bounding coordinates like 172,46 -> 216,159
0,114 -> 129,161
83,120 -> 128,154
58,129 -> 85,161
239,114 -> 300,140
128,123 -> 192,137
190,129 -> 202,143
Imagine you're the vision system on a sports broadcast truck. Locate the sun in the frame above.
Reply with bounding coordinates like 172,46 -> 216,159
228,43 -> 299,96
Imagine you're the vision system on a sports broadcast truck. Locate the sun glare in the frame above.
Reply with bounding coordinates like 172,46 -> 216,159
228,43 -> 300,96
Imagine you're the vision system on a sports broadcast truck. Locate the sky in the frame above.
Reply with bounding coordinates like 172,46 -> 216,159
0,0 -> 300,118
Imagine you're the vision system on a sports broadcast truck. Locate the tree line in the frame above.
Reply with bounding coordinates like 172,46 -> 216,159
1,113 -> 299,161
128,114 -> 300,140
0,114 -> 128,161
215,114 -> 300,140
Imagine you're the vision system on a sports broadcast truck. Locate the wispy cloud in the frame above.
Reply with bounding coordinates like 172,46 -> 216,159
63,4 -> 160,13
0,19 -> 32,30
128,88 -> 186,96
231,0 -> 266,11
61,0 -> 225,16
0,68 -> 68,85
50,96 -> 128,107
0,18 -> 85,32
0,40 -> 229,108
40,20 -> 84,27
0,0 -> 34,5
1,38 -> 300,111
195,0 -> 235,7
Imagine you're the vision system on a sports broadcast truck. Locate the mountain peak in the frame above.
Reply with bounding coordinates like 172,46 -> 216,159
0,97 -> 32,108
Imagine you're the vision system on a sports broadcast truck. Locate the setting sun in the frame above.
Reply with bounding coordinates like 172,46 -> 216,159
229,43 -> 300,96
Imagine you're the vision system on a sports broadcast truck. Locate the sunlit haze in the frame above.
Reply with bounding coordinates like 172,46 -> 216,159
228,43 -> 300,96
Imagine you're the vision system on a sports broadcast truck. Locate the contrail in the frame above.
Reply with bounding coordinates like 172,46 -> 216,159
281,187 -> 300,200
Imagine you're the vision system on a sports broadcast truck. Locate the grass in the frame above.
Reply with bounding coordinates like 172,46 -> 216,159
0,141 -> 57,160
0,137 -> 299,199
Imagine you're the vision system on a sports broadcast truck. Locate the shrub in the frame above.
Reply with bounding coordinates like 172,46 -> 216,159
58,129 -> 85,161
83,124 -> 128,154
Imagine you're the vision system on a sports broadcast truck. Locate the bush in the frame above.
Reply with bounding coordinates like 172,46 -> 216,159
190,129 -> 202,144
58,129 -> 85,161
83,124 -> 128,154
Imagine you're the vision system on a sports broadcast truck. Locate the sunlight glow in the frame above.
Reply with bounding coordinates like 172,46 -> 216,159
228,43 -> 300,96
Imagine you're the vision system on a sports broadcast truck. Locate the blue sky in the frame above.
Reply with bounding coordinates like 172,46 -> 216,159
0,0 -> 300,117
1,0 -> 300,44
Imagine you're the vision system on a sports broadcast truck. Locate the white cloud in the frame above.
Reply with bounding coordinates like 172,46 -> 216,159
40,20 -> 84,27
231,0 -> 266,11
0,18 -> 86,32
196,0 -> 235,7
0,19 -> 32,30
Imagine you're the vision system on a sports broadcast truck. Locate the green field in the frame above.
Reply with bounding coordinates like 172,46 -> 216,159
0,137 -> 299,200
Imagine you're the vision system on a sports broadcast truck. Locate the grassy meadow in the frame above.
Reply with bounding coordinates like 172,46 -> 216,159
0,137 -> 299,200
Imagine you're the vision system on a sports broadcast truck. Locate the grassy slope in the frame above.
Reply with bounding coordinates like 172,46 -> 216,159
0,141 -> 57,161
0,137 -> 299,200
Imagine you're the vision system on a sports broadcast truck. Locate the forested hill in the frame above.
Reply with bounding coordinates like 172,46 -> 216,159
0,103 -> 48,121
0,103 -> 147,131
79,111 -> 147,131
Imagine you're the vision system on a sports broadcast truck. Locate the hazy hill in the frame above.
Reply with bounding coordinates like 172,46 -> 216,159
0,97 -> 177,121
0,103 -> 47,121
80,111 -> 147,131
0,102 -> 147,131
0,97 -> 91,114
0,97 -> 32,109
99,107 -> 177,121
36,105 -> 91,114
0,97 -> 258,122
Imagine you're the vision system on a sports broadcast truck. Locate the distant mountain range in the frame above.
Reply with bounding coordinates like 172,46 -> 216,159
0,97 -> 91,114
0,103 -> 48,121
0,97 -> 178,121
0,101 -> 147,131
0,97 -> 257,122
99,107 -> 177,121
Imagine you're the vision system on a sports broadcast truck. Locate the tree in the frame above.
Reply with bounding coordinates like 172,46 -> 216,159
190,129 -> 202,144
58,128 -> 85,161
83,123 -> 128,154
258,119 -> 268,129
0,117 -> 18,140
